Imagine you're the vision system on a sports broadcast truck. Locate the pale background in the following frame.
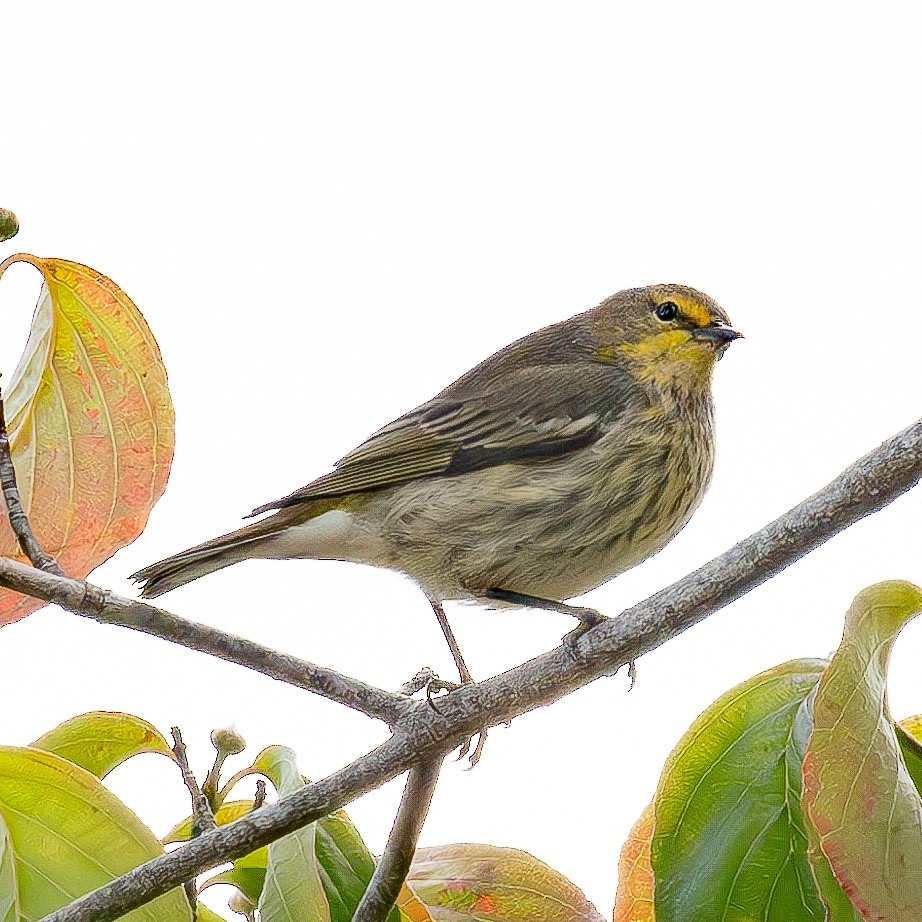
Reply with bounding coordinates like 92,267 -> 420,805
2,3 -> 922,918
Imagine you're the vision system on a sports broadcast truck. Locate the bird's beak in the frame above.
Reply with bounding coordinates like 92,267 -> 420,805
692,323 -> 743,349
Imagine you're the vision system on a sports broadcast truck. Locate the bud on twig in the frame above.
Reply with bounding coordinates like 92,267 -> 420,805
0,209 -> 18,243
203,724 -> 247,809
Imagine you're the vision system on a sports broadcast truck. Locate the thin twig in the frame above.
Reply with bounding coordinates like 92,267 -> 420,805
171,727 -> 216,836
0,559 -> 408,726
170,727 -> 215,914
253,780 -> 267,810
36,417 -> 922,922
0,394 -> 64,576
353,758 -> 442,922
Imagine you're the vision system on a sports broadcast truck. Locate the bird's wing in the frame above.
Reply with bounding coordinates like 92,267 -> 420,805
248,363 -> 642,515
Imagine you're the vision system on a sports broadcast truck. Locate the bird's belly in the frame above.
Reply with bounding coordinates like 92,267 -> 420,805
367,422 -> 713,602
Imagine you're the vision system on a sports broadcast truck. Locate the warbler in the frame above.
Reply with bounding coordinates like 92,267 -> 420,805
132,284 -> 739,685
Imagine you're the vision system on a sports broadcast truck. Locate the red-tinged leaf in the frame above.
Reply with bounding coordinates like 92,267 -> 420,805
613,803 -> 654,922
397,883 -> 436,922
803,580 -> 922,920
31,711 -> 174,778
408,844 -> 605,922
0,255 -> 174,625
787,693 -> 863,921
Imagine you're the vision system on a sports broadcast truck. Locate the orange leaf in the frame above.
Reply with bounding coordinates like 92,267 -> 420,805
0,255 -> 174,624
613,803 -> 654,922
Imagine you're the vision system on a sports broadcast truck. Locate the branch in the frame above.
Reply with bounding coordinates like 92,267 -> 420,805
0,559 -> 408,725
353,758 -> 442,922
36,417 -> 922,922
0,394 -> 64,576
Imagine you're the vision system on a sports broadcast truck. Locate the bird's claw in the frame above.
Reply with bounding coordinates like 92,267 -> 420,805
397,667 -> 462,715
397,666 -> 442,697
397,667 -> 488,766
458,729 -> 488,768
627,659 -> 637,690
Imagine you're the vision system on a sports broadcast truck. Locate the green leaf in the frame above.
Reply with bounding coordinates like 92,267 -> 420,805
253,747 -> 331,922
0,809 -> 19,922
193,906 -> 227,922
651,658 -> 828,921
31,711 -> 174,778
896,717 -> 922,795
164,800 -> 255,845
314,808 -> 426,922
180,798 -> 425,921
251,745 -> 304,793
0,746 -> 191,921
803,580 -> 922,919
169,802 -> 267,903
407,844 -> 604,921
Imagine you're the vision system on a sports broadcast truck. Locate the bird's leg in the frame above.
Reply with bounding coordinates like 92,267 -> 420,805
426,594 -> 474,686
423,593 -> 488,765
483,587 -> 610,641
484,587 -> 636,687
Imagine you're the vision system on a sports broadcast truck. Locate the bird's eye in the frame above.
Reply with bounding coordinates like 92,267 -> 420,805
655,301 -> 678,322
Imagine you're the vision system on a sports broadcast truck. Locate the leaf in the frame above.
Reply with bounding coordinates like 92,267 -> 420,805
30,711 -> 174,778
0,746 -> 191,920
896,719 -> 922,794
314,808 -> 430,922
0,255 -> 174,626
650,658 -> 828,921
253,747 -> 331,922
899,713 -> 922,744
251,745 -> 304,794
193,905 -> 227,922
802,580 -> 922,919
407,843 -> 605,922
612,803 -> 654,922
165,800 -> 255,845
0,809 -> 18,922
189,803 -> 269,905
786,692 -> 863,921
397,883 -> 436,922
178,798 -> 429,922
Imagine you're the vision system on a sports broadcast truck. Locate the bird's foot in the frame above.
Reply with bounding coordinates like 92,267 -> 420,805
396,666 -> 466,713
396,667 -> 489,767
561,606 -> 610,646
457,728 -> 488,768
397,666 -> 461,702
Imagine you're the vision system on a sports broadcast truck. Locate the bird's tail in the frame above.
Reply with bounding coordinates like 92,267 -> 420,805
130,500 -> 336,598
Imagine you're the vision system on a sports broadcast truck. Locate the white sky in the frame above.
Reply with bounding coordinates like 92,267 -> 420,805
2,3 -> 922,918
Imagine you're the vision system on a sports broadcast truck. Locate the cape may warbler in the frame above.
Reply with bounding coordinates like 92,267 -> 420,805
133,284 -> 739,682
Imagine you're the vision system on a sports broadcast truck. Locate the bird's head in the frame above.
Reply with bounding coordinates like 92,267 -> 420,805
592,284 -> 741,392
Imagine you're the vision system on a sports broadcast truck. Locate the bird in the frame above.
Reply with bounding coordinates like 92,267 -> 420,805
132,283 -> 739,697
